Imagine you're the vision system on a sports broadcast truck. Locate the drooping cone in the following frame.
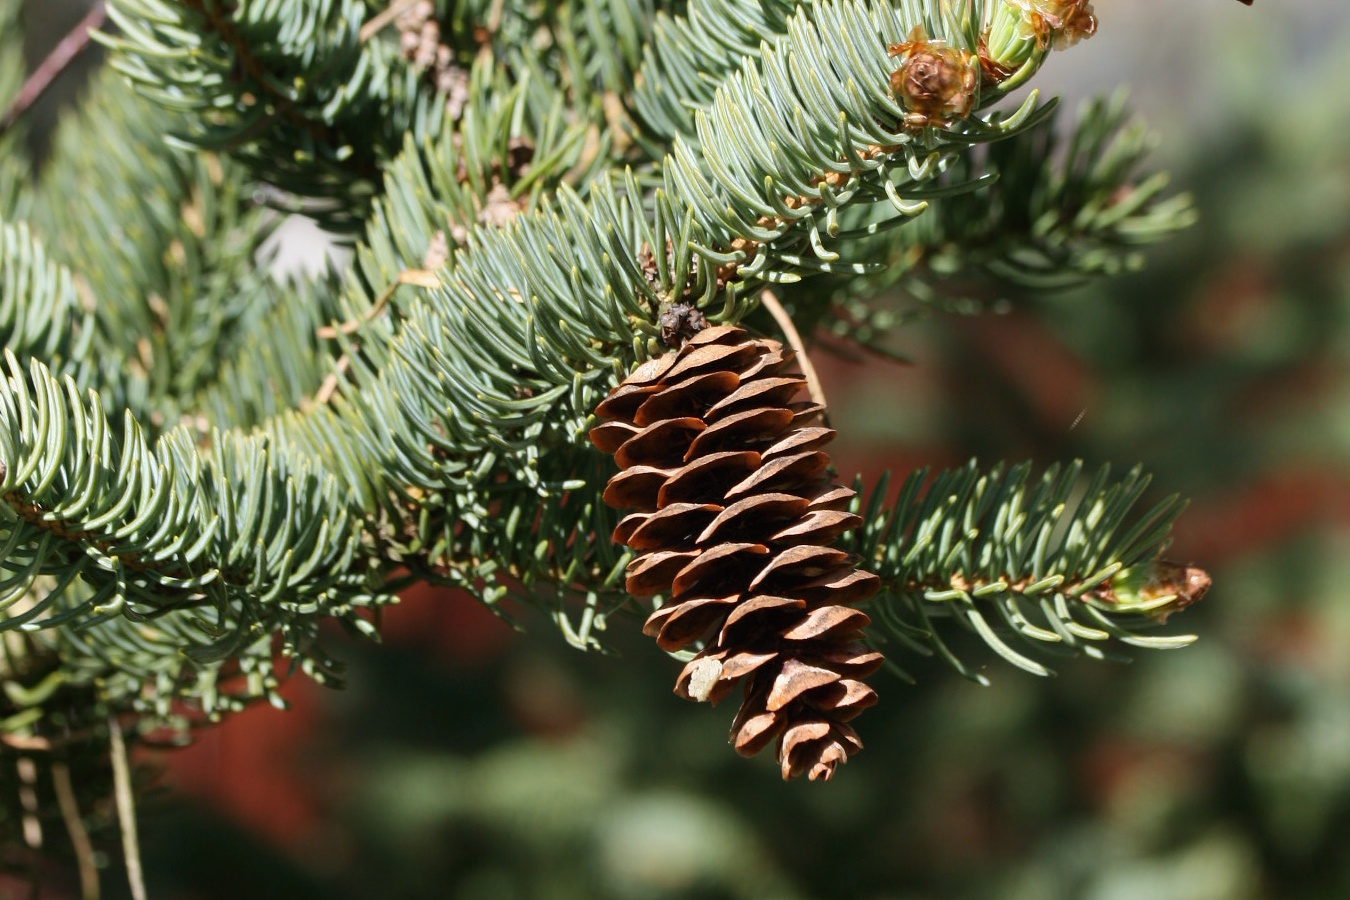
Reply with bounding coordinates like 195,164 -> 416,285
590,324 -> 882,781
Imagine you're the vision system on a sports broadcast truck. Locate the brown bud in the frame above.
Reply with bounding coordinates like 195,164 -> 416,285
422,230 -> 449,270
1007,0 -> 1098,51
1142,560 -> 1212,622
887,28 -> 979,129
1091,559 -> 1212,623
505,137 -> 536,178
976,37 -> 1016,89
658,302 -> 710,348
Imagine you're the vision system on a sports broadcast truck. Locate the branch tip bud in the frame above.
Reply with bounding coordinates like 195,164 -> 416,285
887,27 -> 979,129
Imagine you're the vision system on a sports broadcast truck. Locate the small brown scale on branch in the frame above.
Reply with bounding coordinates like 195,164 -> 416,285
1006,0 -> 1098,50
590,325 -> 882,781
396,0 -> 470,118
1091,559 -> 1212,623
887,27 -> 979,129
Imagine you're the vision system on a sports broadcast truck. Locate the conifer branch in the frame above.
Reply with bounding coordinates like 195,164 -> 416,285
98,0 -> 422,228
0,0 -> 1205,724
0,0 -> 1217,802
789,95 -> 1197,355
853,461 -> 1205,682
173,0 -> 343,142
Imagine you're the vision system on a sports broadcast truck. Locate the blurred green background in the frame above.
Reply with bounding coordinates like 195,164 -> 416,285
12,1 -> 1350,898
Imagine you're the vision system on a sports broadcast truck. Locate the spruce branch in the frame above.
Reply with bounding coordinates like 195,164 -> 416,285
629,0 -> 1190,357
0,0 -> 1216,793
96,0 -> 661,228
22,68 -> 285,426
0,353 -> 391,714
1,0 -> 1186,712
908,92 -> 1197,292
229,0 -> 1042,647
0,0 -> 32,221
852,461 -> 1205,683
193,49 -> 613,430
98,0 -> 432,228
785,94 -> 1197,356
630,0 -> 798,150
631,0 -> 1066,155
0,220 -> 97,375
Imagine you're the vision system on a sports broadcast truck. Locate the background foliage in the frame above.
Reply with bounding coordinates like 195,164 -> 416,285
4,0 -> 1350,898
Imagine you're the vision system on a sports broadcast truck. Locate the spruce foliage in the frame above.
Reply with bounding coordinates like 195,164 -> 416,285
0,0 -> 1211,874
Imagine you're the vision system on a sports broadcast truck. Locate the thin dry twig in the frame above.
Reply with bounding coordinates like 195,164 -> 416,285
358,0 -> 420,43
52,761 -> 100,900
310,353 -> 352,407
0,1 -> 108,135
760,289 -> 828,412
315,268 -> 439,339
108,717 -> 146,900
0,726 -> 100,752
309,267 -> 441,407
2,733 -> 52,752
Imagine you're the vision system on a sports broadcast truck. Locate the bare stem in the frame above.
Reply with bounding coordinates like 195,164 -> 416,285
358,0 -> 420,43
2,733 -> 51,751
0,2 -> 107,135
760,289 -> 829,413
109,717 -> 146,900
308,267 -> 439,407
52,761 -> 100,900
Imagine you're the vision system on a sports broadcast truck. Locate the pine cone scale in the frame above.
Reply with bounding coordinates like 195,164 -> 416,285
781,606 -> 872,641
665,342 -> 760,381
632,370 -> 741,424
698,494 -> 809,542
689,407 -> 797,456
725,450 -> 831,499
764,427 -> 837,457
621,502 -> 721,549
766,661 -> 844,710
769,509 -> 863,545
806,485 -> 857,510
624,550 -> 700,596
707,377 -> 805,416
593,381 -> 664,420
668,542 -> 770,597
658,451 -> 760,505
601,466 -> 672,508
721,595 -> 806,637
648,595 -> 743,650
589,420 -> 642,453
798,569 -> 882,605
613,417 -> 707,468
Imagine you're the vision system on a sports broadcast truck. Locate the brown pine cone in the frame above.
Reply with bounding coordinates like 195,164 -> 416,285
590,324 -> 882,781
